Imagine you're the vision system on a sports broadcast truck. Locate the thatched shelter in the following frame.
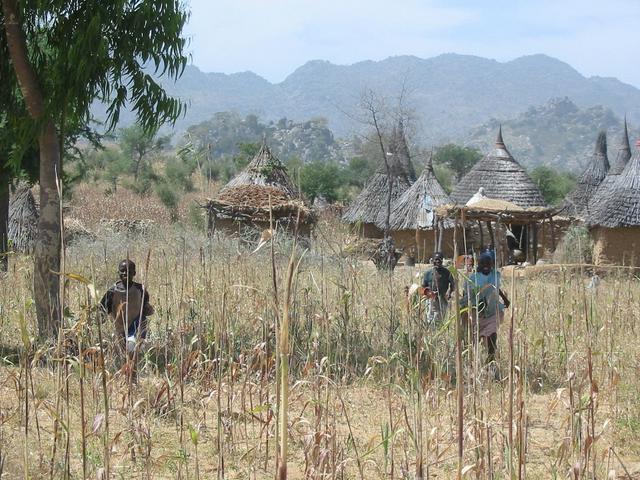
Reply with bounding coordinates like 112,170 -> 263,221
379,157 -> 454,260
450,127 -> 547,208
563,131 -> 609,219
590,120 -> 631,207
586,139 -> 640,266
205,141 -> 314,237
8,184 -> 38,253
437,194 -> 558,264
342,121 -> 416,237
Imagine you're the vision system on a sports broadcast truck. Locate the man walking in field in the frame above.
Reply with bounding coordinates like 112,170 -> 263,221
421,252 -> 455,325
459,252 -> 510,379
100,259 -> 154,362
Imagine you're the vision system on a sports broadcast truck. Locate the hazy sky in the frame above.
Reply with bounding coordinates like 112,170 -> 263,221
184,0 -> 639,88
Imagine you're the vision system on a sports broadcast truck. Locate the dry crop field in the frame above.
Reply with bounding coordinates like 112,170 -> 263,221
1,216 -> 640,479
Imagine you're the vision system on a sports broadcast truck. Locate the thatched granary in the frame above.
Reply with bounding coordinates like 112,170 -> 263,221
590,120 -> 631,207
205,141 -> 314,237
378,157 -> 454,260
586,139 -> 640,266
342,121 -> 416,237
8,184 -> 38,253
563,131 -> 610,219
450,127 -> 547,209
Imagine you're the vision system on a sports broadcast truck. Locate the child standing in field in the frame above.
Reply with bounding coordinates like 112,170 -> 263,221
460,252 -> 510,378
100,259 -> 154,362
421,252 -> 455,325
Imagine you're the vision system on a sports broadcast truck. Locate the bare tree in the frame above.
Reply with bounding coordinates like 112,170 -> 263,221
358,86 -> 414,271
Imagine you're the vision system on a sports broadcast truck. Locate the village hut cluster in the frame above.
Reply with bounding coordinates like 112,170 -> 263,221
341,120 -> 640,267
198,114 -> 639,268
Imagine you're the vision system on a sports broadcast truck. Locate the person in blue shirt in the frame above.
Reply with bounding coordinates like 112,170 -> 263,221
460,252 -> 510,370
421,252 -> 455,325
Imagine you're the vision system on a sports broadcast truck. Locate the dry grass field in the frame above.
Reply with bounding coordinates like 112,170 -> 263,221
1,187 -> 640,479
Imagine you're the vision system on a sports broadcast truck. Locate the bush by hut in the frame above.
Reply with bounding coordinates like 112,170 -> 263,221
586,140 -> 640,266
378,157 -> 454,261
563,131 -> 610,219
342,120 -> 416,237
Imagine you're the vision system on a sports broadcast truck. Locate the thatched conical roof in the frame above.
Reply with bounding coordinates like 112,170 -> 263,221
450,127 -> 547,208
8,184 -> 38,253
387,119 -> 417,181
587,140 -> 640,228
223,139 -> 298,197
591,120 -> 632,206
563,131 -> 610,217
208,140 -> 314,226
342,127 -> 415,225
381,157 -> 451,230
610,117 -> 632,175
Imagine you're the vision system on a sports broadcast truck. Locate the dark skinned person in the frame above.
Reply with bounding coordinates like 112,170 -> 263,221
421,252 -> 455,325
100,260 -> 154,363
460,252 -> 510,380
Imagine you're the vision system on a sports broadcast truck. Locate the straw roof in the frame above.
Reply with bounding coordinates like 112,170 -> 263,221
387,120 -> 417,181
222,139 -> 298,197
208,140 -> 314,225
342,124 -> 416,225
450,127 -> 547,209
8,184 -> 38,253
206,184 -> 313,224
563,131 -> 610,218
592,120 -> 631,202
381,157 -> 452,230
586,140 -> 640,228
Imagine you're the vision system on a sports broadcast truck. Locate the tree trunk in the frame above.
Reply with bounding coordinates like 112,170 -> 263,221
3,0 -> 62,338
34,121 -> 62,338
0,175 -> 9,272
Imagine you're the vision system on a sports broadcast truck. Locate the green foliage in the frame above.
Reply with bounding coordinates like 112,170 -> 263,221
188,203 -> 206,230
529,165 -> 576,206
299,161 -> 343,202
433,163 -> 455,193
155,182 -> 180,220
553,225 -> 592,264
433,144 -> 482,181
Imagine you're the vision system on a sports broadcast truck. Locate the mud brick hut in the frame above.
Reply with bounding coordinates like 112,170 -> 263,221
342,120 -> 416,238
378,156 -> 454,261
586,140 -> 640,266
563,131 -> 610,219
205,141 -> 314,238
449,128 -> 556,262
590,120 -> 631,209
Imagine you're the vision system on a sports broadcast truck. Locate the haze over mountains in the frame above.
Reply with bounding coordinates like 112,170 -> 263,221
96,53 -> 640,172
146,53 -> 640,139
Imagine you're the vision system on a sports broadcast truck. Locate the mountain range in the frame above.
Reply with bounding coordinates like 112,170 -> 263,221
137,53 -> 640,143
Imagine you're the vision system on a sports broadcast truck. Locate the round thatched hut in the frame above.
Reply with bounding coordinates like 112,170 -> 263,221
449,128 -> 554,262
8,184 -> 38,253
378,157 -> 453,261
450,127 -> 547,208
342,121 -> 416,237
205,141 -> 314,238
563,131 -> 610,219
586,140 -> 640,266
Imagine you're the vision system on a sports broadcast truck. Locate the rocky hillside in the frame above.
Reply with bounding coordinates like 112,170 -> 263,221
467,98 -> 639,173
102,53 -> 640,143
185,112 -> 345,163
